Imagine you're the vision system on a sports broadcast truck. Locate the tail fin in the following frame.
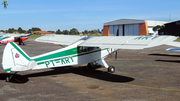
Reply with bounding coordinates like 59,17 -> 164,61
2,42 -> 36,72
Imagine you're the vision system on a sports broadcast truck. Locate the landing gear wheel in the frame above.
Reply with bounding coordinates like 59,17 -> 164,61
23,42 -> 26,45
87,62 -> 96,69
108,65 -> 115,73
5,72 -> 17,82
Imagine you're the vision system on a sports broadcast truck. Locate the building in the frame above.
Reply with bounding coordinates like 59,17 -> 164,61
103,19 -> 168,36
159,20 -> 180,36
32,31 -> 53,35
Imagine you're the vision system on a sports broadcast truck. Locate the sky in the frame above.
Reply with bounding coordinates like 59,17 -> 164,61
0,0 -> 180,32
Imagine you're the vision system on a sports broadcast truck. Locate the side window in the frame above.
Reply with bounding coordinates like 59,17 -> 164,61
78,46 -> 88,53
78,46 -> 99,53
87,47 -> 99,51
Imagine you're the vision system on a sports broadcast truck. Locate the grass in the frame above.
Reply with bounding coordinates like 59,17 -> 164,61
29,35 -> 43,38
175,38 -> 180,42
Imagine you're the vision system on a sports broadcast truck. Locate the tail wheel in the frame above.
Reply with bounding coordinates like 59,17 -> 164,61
108,65 -> 115,73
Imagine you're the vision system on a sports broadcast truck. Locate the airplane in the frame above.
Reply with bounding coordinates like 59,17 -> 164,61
0,34 -> 7,40
1,34 -> 180,82
0,33 -> 32,45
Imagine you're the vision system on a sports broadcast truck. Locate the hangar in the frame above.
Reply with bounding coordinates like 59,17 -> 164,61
103,19 -> 168,36
159,20 -> 180,36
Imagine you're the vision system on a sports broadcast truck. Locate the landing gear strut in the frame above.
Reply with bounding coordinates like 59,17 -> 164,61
6,72 -> 17,82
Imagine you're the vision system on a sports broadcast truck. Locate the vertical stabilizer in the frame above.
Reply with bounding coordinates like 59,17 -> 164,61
2,42 -> 36,72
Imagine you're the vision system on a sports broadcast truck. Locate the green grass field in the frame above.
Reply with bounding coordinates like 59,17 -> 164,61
175,38 -> 180,42
29,35 -> 43,38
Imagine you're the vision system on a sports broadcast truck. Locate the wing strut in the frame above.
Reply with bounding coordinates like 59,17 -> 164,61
96,59 -> 109,68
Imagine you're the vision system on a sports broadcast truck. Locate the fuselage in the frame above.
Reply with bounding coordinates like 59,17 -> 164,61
1,37 -> 116,72
0,36 -> 29,44
30,39 -> 115,70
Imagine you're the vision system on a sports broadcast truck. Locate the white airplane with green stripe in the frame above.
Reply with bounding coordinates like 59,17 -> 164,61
2,35 -> 180,82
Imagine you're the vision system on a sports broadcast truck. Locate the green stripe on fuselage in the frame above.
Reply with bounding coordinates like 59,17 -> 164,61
33,47 -> 78,62
35,48 -> 108,64
10,42 -> 31,61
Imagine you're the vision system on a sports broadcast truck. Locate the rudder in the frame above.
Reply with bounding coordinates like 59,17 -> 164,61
2,42 -> 36,72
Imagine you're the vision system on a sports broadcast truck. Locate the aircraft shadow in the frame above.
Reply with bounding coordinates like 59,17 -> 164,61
0,73 -> 29,84
0,66 -> 134,84
149,54 -> 180,63
149,53 -> 180,57
156,60 -> 180,63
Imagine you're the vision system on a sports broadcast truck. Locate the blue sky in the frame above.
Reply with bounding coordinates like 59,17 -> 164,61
0,0 -> 180,32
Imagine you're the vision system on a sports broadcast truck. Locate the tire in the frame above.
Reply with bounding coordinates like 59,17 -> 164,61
23,42 -> 26,45
108,65 -> 115,73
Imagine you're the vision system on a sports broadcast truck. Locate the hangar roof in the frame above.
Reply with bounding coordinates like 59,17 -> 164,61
104,19 -> 145,25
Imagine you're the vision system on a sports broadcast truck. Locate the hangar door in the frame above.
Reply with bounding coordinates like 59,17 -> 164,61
124,24 -> 139,36
109,24 -> 139,36
109,25 -> 123,36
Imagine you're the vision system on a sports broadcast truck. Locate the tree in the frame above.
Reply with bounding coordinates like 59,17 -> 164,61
55,29 -> 61,34
69,28 -> 79,35
18,27 -> 23,33
97,29 -> 101,33
27,29 -> 32,33
47,31 -> 55,33
8,28 -> 15,33
62,30 -> 69,35
2,0 -> 8,8
31,27 -> 41,31
84,30 -> 88,34
101,29 -> 103,33
0,30 -> 4,32
153,25 -> 165,32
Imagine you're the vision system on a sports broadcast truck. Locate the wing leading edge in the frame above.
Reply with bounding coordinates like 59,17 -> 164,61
35,34 -> 86,45
79,36 -> 178,49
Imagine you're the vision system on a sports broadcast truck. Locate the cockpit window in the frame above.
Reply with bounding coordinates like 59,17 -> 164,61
78,46 -> 99,53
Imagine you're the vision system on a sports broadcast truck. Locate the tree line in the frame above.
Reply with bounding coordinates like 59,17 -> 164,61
1,27 -> 42,34
0,27 -> 103,35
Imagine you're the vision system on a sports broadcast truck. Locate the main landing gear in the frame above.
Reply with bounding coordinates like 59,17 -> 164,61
108,65 -> 115,73
6,72 -> 17,82
87,61 -> 115,73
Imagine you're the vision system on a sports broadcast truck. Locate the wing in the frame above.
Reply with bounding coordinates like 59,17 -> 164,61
35,34 -> 86,45
2,34 -> 29,37
35,35 -> 179,50
79,36 -> 179,49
